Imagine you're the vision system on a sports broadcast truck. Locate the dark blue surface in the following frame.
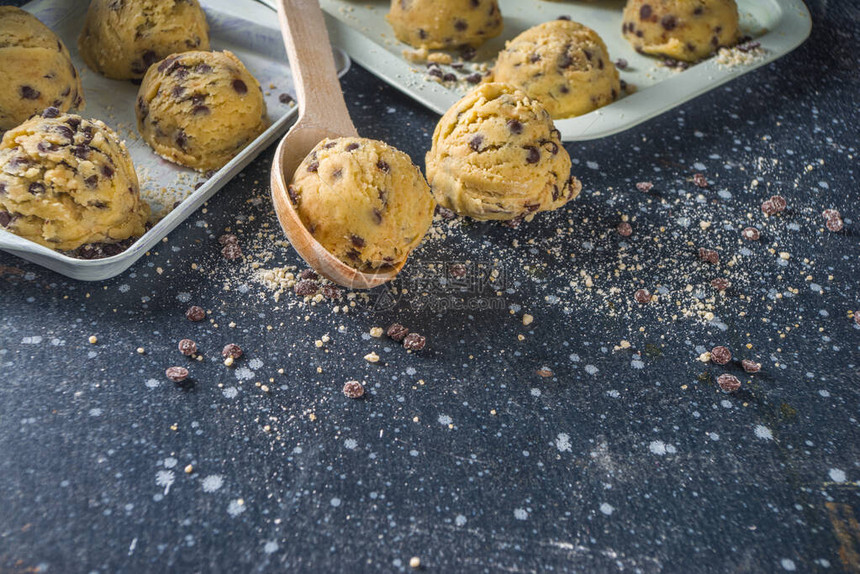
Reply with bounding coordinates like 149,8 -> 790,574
1,1 -> 859,573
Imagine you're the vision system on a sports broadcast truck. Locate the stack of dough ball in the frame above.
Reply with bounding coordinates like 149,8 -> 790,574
387,0 -> 503,50
0,109 -> 149,251
78,0 -> 210,80
288,137 -> 435,271
492,20 -> 620,119
425,82 -> 580,222
0,7 -> 85,131
135,51 -> 268,172
622,0 -> 740,62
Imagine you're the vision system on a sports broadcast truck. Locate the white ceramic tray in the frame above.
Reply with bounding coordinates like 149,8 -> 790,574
0,0 -> 350,281
272,0 -> 810,142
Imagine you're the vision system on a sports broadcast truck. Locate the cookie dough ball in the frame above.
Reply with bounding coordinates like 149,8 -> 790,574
492,20 -> 620,119
78,0 -> 210,80
387,0 -> 503,50
136,51 -> 268,171
0,109 -> 149,251
288,137 -> 435,271
0,7 -> 85,131
622,0 -> 740,62
425,83 -> 580,221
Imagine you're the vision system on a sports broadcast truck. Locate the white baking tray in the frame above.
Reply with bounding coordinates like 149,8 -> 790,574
0,0 -> 350,281
284,0 -> 810,142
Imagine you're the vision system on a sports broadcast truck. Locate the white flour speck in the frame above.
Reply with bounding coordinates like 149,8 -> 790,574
556,433 -> 572,453
828,468 -> 846,483
234,367 -> 254,381
202,475 -> 224,493
344,439 -> 358,450
513,508 -> 529,520
438,414 -> 453,425
264,541 -> 279,554
227,499 -> 245,516
599,503 -> 614,516
248,358 -> 264,370
330,497 -> 342,508
155,470 -> 175,495
754,425 -> 773,440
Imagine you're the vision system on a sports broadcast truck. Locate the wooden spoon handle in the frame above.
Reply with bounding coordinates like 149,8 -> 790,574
276,0 -> 356,136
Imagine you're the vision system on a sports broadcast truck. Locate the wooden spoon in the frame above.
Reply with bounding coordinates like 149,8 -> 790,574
269,0 -> 404,289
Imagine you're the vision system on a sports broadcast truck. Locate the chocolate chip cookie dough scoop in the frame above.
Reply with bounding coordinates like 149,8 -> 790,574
0,109 -> 149,251
270,0 -> 435,289
622,0 -> 740,62
136,50 -> 268,171
425,82 -> 580,222
78,0 -> 210,80
0,7 -> 85,131
386,0 -> 504,50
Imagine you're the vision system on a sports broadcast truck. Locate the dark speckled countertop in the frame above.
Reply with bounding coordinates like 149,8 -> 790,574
1,1 -> 859,572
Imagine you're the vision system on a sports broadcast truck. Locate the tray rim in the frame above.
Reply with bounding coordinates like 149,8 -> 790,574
0,0 -> 351,281
316,0 -> 812,142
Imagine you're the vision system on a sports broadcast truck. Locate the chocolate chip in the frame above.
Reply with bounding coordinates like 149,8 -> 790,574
345,142 -> 360,152
762,195 -> 786,215
278,93 -> 294,104
617,222 -> 633,237
222,343 -> 243,359
307,161 -> 319,173
373,208 -> 383,224
504,119 -> 523,135
84,175 -> 99,188
634,289 -> 652,304
101,165 -> 114,179
55,125 -> 74,141
165,366 -> 189,383
636,181 -> 654,192
41,107 -> 60,119
0,183 -> 6,195
639,4 -> 652,19
711,346 -> 731,365
185,305 -> 206,322
741,226 -> 760,240
178,339 -> 197,356
615,58 -> 629,70
376,160 -> 390,173
741,359 -> 761,373
231,79 -> 248,95
454,19 -> 468,31
20,86 -> 40,100
287,185 -> 299,204
470,135 -> 484,152
218,233 -> 238,246
661,15 -> 677,30
175,130 -> 188,151
28,182 -> 45,194
541,140 -> 559,155
66,117 -> 81,129
442,73 -> 457,82
221,243 -> 242,260
37,141 -> 57,153
321,284 -> 342,300
698,248 -> 719,265
461,46 -> 476,61
387,323 -> 409,342
692,173 -> 708,188
717,374 -> 741,393
192,104 -> 210,115
435,205 -> 456,220
0,212 -> 12,227
350,235 -> 365,248
403,332 -> 425,351
298,268 -> 318,281
157,56 -> 177,73
294,280 -> 319,296
826,217 -> 844,232
195,63 -> 212,74
524,146 -> 540,164
558,15 -> 571,21
342,380 -> 365,399
465,73 -> 482,84
711,278 -> 731,291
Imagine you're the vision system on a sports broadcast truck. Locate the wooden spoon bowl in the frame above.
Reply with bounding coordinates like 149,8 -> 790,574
269,0 -> 404,289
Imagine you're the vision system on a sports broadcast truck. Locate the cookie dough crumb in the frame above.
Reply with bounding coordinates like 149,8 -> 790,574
364,352 -> 380,363
184,464 -> 193,474
136,347 -> 145,354
522,314 -> 534,326
369,326 -> 384,338
88,336 -> 98,344
697,351 -> 712,363
410,557 -> 421,569
224,357 -> 234,367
